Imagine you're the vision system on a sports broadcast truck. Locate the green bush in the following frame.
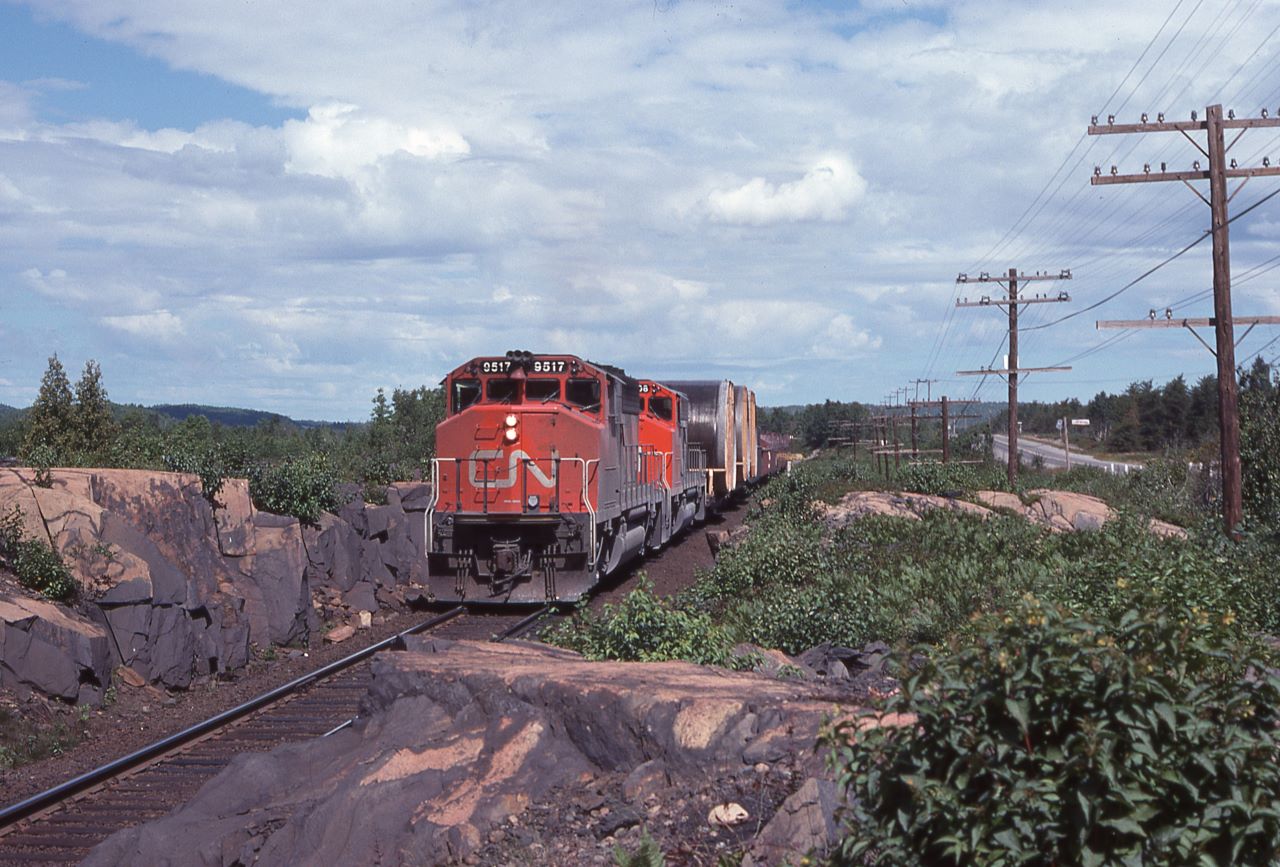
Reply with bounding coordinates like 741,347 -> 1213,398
249,452 -> 342,524
163,445 -> 229,504
894,460 -> 982,496
26,442 -> 57,488
720,577 -> 881,655
688,514 -> 827,606
0,507 -> 76,602
545,578 -> 736,666
824,594 -> 1280,866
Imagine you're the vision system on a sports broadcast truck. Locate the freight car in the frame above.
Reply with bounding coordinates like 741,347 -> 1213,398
425,351 -> 772,604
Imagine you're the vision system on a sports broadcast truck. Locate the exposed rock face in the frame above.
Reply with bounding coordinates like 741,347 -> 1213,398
977,488 -> 1187,538
814,490 -> 994,526
86,640 -> 863,865
0,593 -> 111,704
816,488 -> 1187,538
0,470 -> 434,703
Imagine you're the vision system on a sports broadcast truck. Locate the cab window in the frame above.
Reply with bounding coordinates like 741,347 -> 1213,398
452,379 -> 480,413
526,379 -> 560,402
648,395 -> 673,420
486,379 -> 520,403
566,378 -> 601,411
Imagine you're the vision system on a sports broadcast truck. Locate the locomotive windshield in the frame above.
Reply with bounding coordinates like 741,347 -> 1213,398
648,395 -> 673,420
566,378 -> 600,410
526,379 -> 560,402
487,379 -> 519,403
452,379 -> 481,413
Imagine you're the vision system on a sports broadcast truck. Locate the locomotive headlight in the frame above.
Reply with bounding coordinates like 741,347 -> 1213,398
504,427 -> 518,443
505,414 -> 518,428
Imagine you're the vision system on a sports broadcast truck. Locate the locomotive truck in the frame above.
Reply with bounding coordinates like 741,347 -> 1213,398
424,350 -> 769,604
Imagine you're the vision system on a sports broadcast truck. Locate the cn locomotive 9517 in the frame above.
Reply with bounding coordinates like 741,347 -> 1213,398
425,350 -> 771,604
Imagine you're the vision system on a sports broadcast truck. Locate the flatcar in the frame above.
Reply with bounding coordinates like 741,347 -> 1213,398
425,351 -> 773,604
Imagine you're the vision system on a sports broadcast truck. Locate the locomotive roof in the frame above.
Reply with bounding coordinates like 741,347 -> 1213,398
446,351 -> 638,389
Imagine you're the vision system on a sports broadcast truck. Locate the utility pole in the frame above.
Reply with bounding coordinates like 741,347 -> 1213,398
1089,105 -> 1280,536
942,396 -> 950,464
956,268 -> 1073,485
907,396 -> 979,464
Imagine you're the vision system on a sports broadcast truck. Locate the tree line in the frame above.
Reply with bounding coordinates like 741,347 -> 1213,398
0,356 -> 445,509
999,373 -> 1221,454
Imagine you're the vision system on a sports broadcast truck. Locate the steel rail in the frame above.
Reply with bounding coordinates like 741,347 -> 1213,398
492,605 -> 553,642
0,605 -> 467,831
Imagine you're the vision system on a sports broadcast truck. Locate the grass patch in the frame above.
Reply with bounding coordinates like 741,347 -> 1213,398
0,707 -> 80,770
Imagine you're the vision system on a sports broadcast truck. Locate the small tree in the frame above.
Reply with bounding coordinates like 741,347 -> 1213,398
73,359 -> 117,460
369,388 -> 392,451
1240,359 -> 1280,534
21,355 -> 74,462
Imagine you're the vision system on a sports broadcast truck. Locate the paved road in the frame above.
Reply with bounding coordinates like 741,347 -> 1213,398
993,434 -> 1142,475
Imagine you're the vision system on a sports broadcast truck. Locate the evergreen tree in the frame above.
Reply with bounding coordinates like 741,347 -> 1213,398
1161,375 -> 1190,449
370,388 -> 392,451
1240,359 -> 1280,533
1187,375 -> 1218,443
390,386 -> 445,464
21,354 -> 74,460
73,359 -> 117,459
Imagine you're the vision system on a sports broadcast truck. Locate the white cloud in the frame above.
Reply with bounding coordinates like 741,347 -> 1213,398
101,310 -> 186,338
0,0 -> 1266,416
705,156 -> 867,225
282,103 -> 469,178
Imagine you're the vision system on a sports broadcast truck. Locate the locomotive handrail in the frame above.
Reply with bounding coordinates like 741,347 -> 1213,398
558,457 -> 598,570
427,459 -> 442,551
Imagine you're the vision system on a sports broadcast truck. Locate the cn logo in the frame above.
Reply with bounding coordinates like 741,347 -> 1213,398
468,449 -> 556,489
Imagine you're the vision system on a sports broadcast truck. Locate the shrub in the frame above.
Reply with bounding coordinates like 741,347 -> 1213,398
249,452 -> 342,524
824,594 -> 1280,866
545,578 -> 736,666
721,577 -> 881,655
0,507 -> 76,602
689,514 -> 827,606
26,442 -> 57,488
895,461 -> 982,496
164,446 -> 229,504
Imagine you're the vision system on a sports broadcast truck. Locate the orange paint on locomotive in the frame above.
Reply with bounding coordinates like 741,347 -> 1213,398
435,357 -> 605,515
637,380 -> 679,489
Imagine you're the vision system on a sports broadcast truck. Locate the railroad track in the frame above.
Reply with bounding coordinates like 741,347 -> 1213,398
0,605 -> 553,865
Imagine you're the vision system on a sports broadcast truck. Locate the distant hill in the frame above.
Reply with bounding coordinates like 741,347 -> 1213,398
148,404 -> 350,430
0,403 -> 21,424
150,404 -> 300,429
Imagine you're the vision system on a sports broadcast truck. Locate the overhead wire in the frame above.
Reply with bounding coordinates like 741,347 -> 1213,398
923,0 -> 1201,383
1024,184 -> 1280,333
924,0 -> 1280,406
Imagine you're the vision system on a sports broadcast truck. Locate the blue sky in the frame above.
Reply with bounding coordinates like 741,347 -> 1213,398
0,5 -> 298,129
1,0 -> 1278,420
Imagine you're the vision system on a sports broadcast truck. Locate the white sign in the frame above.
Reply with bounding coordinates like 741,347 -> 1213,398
1070,418 -> 1091,427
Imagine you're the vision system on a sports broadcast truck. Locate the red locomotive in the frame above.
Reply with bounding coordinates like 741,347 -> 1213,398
426,351 -> 772,604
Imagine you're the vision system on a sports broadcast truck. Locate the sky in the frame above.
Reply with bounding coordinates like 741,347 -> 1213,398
2,0 -> 1279,420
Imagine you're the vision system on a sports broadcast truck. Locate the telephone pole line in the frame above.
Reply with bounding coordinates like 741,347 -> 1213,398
955,268 -> 1073,486
1089,104 -> 1280,536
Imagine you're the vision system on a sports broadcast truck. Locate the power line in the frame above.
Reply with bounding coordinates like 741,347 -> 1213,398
1025,184 -> 1280,333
